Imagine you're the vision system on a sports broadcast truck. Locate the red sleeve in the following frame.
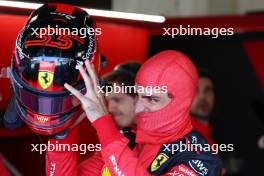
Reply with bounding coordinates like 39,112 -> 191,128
0,155 -> 10,176
45,126 -> 105,176
92,114 -> 151,176
45,128 -> 79,176
78,151 -> 104,175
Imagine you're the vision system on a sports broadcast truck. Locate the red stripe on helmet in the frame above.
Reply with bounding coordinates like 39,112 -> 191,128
55,3 -> 75,15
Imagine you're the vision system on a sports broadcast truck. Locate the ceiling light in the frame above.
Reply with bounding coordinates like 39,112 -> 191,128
0,1 -> 165,23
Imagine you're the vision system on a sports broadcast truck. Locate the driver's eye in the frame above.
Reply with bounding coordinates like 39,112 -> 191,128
149,97 -> 159,103
142,96 -> 159,103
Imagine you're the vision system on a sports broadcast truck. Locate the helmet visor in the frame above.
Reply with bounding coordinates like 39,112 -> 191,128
10,65 -> 85,116
15,99 -> 83,135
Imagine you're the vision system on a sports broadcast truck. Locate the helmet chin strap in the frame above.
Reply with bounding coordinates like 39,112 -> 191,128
49,130 -> 69,140
48,111 -> 86,140
3,94 -> 25,129
70,111 -> 86,129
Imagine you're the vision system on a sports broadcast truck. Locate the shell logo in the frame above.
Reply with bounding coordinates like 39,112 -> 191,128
101,165 -> 111,176
36,116 -> 49,124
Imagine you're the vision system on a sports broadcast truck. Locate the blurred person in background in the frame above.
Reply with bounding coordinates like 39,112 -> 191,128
103,62 -> 141,130
190,68 -> 215,145
190,68 -> 247,175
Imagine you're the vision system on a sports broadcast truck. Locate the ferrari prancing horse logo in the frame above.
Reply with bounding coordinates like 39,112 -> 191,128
150,153 -> 169,172
38,71 -> 54,89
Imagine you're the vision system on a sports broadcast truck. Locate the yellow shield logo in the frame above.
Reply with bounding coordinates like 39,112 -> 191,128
38,71 -> 54,89
101,165 -> 111,176
150,153 -> 169,172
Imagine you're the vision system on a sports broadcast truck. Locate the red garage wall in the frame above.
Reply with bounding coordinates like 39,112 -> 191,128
97,21 -> 149,74
0,14 -> 27,110
242,40 -> 264,90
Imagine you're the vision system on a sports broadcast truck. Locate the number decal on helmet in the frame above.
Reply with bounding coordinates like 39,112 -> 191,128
25,31 -> 84,50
